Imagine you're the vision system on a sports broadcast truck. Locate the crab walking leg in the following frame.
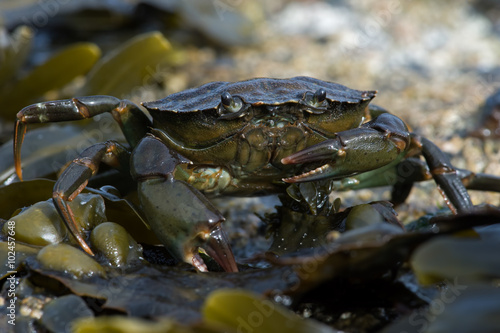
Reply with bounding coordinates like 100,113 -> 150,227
53,141 -> 131,256
355,158 -> 431,206
358,140 -> 474,213
282,113 -> 410,182
413,135 -> 472,214
131,135 -> 238,273
459,170 -> 500,192
387,161 -> 500,208
14,96 -> 151,180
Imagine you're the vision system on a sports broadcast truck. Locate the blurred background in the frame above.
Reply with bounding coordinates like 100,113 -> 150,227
1,0 -> 500,219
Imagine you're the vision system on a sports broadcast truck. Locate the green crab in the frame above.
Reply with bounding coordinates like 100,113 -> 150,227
13,77 -> 487,273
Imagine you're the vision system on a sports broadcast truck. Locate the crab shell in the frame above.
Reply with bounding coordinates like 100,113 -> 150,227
142,77 -> 376,182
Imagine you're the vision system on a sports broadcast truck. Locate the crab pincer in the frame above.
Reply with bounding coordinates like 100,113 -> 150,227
282,113 -> 410,183
131,135 -> 238,272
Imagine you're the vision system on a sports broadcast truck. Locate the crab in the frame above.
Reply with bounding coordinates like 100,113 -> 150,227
13,76 -> 488,273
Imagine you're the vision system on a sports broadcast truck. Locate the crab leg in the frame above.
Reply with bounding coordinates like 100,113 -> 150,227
413,135 -> 472,213
459,170 -> 500,192
388,160 -> 500,207
131,135 -> 238,273
14,96 -> 151,180
53,141 -> 131,255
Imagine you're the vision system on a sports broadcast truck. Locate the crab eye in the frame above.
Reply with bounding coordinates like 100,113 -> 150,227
303,88 -> 328,112
314,88 -> 326,104
221,91 -> 233,108
219,92 -> 245,118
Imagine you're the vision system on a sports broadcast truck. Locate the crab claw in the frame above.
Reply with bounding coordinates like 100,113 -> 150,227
200,224 -> 239,272
137,176 -> 239,273
282,139 -> 342,165
282,139 -> 344,183
132,135 -> 238,272
282,117 -> 409,184
283,163 -> 339,183
136,175 -> 239,273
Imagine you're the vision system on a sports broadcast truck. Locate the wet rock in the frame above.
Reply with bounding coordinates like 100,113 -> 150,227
40,295 -> 94,333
